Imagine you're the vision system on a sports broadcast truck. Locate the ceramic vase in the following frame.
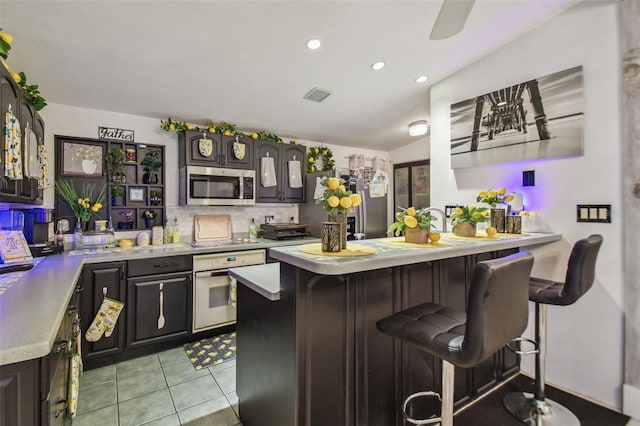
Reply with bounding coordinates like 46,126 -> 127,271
328,212 -> 348,249
453,222 -> 476,237
404,227 -> 430,244
321,222 -> 341,252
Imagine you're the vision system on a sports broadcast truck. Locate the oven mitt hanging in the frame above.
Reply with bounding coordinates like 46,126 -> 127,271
288,160 -> 302,188
261,156 -> 277,187
85,297 -> 124,342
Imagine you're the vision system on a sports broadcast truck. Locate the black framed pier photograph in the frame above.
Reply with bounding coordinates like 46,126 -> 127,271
450,65 -> 584,169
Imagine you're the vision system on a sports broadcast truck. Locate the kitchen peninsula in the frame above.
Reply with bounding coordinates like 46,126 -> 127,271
231,233 -> 561,426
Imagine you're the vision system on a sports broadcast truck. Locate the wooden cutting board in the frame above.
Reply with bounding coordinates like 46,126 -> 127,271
193,214 -> 232,242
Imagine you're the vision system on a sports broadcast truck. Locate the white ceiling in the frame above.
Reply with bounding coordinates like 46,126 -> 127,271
1,0 -> 591,151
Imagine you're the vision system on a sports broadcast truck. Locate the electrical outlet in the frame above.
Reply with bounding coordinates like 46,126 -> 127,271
576,204 -> 611,223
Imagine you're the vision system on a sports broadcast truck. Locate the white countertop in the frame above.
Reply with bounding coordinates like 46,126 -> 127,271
0,237 -> 318,366
268,232 -> 562,275
229,263 -> 281,301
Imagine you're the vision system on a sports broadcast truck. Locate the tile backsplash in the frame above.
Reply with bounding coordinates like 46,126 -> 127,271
166,205 -> 299,240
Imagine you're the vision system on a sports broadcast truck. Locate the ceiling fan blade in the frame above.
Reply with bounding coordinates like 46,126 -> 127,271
429,0 -> 476,40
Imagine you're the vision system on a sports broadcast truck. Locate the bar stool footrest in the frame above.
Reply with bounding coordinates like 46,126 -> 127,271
403,391 -> 443,425
503,392 -> 580,426
506,337 -> 539,356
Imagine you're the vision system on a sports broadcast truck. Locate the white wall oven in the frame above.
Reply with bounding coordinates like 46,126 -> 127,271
192,249 -> 265,332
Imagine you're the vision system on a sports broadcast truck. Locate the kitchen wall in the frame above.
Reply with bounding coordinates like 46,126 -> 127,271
430,5 -> 623,410
39,103 -> 389,237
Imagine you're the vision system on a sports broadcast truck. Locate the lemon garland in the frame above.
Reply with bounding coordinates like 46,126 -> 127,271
307,145 -> 335,173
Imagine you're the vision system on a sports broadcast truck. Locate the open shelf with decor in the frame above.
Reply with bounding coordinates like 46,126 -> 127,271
54,135 -> 165,232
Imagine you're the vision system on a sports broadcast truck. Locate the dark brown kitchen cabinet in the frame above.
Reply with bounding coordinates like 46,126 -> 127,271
126,272 -> 191,348
254,140 -> 306,203
0,64 -> 43,204
79,262 -> 127,363
179,130 -> 254,170
0,284 -> 80,426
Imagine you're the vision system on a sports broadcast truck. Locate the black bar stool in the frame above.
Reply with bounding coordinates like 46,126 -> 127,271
503,234 -> 603,426
377,251 -> 535,426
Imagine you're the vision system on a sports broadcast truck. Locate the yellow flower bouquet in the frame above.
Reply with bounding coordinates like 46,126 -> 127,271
450,205 -> 490,237
55,179 -> 106,224
315,177 -> 361,215
476,187 -> 515,208
388,207 -> 437,244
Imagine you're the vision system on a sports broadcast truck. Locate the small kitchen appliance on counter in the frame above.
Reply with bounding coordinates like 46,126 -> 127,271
20,208 -> 63,257
259,222 -> 309,240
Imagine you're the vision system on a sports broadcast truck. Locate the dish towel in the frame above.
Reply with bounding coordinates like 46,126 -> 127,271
4,110 -> 23,179
26,129 -> 39,178
37,144 -> 49,189
228,277 -> 237,307
313,176 -> 325,199
66,352 -> 82,419
288,160 -> 302,188
261,156 -> 277,187
85,297 -> 125,342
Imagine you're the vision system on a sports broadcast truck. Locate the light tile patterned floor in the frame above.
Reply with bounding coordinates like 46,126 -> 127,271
74,347 -> 240,426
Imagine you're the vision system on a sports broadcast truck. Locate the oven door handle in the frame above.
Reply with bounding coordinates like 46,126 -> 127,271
195,269 -> 230,278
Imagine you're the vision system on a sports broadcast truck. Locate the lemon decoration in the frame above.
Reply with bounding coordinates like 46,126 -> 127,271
453,207 -> 464,216
485,227 -> 497,237
209,127 -> 216,133
339,197 -> 352,209
223,130 -> 232,136
487,190 -> 497,199
251,132 -> 259,139
327,196 -> 340,208
307,145 -> 335,173
429,232 -> 441,243
10,71 -> 20,83
338,184 -> 346,192
406,207 -> 416,216
504,194 -> 514,202
350,193 -> 362,207
403,215 -> 418,228
327,178 -> 340,190
497,187 -> 506,195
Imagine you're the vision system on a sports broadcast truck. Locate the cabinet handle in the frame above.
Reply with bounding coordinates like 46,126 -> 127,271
54,340 -> 69,353
154,262 -> 170,268
54,399 -> 68,417
67,307 -> 78,316
75,286 -> 84,294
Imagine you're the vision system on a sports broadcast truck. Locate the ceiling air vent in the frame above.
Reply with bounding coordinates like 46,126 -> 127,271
303,87 -> 332,103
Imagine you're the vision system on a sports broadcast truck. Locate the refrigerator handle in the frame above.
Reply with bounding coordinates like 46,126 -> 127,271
359,190 -> 366,235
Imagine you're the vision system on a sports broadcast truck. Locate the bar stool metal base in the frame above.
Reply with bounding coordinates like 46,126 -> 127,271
503,392 -> 580,426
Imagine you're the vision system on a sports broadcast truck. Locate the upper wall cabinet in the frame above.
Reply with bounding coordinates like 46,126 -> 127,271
179,130 -> 254,169
0,65 -> 44,204
254,140 -> 306,203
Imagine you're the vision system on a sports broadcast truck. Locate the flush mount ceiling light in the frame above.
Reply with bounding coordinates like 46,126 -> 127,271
415,75 -> 429,83
306,38 -> 322,50
409,120 -> 429,136
371,61 -> 385,71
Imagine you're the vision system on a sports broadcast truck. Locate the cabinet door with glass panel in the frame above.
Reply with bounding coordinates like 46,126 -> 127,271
393,160 -> 430,209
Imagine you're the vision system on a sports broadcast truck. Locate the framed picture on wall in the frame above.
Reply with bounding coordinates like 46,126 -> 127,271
61,141 -> 104,177
129,188 -> 144,202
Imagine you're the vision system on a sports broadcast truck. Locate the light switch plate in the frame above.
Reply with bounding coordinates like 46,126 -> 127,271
576,204 -> 611,223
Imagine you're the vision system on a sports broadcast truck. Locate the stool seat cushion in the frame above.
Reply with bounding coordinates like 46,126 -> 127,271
529,277 -> 567,305
377,302 -> 467,359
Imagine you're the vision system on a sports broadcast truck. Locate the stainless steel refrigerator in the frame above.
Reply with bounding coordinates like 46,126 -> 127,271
299,171 -> 388,239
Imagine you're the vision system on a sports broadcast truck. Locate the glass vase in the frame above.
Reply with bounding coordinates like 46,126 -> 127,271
328,212 -> 348,249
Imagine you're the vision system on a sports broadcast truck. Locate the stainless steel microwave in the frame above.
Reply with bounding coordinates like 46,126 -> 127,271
179,166 -> 255,206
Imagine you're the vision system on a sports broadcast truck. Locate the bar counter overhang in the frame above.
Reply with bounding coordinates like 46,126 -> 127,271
230,233 -> 561,426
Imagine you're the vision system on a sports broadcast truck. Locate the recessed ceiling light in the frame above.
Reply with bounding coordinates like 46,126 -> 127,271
415,75 -> 429,83
409,120 -> 429,136
306,38 -> 322,50
371,61 -> 385,71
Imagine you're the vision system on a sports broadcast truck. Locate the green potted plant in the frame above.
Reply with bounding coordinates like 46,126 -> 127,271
106,148 -> 126,184
141,149 -> 161,184
111,185 -> 124,206
149,189 -> 162,206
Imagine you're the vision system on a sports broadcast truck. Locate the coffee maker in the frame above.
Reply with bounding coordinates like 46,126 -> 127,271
21,208 -> 63,257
